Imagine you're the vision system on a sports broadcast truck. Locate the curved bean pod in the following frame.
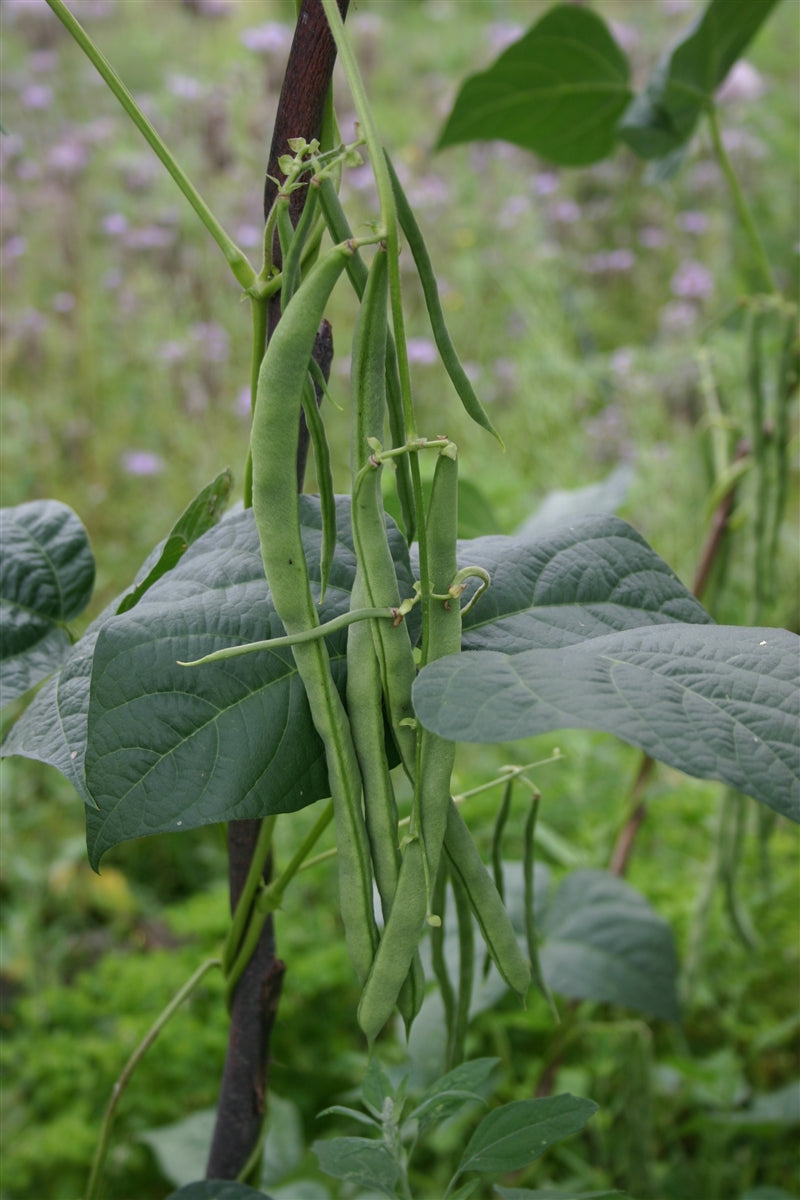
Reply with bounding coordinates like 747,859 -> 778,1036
444,800 -> 531,1000
356,443 -> 461,1040
348,247 -> 424,1028
252,239 -> 378,985
385,152 -> 502,447
317,174 -> 416,541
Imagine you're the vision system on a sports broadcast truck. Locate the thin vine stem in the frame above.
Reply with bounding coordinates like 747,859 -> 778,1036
85,956 -> 222,1200
45,0 -> 257,292
223,817 -> 277,975
706,105 -> 776,296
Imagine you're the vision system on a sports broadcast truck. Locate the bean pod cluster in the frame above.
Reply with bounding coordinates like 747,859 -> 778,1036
247,154 -> 532,1047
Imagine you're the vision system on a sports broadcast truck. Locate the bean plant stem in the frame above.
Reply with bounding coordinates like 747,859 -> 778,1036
706,105 -> 776,296
44,0 -> 257,292
224,817 -> 276,974
85,957 -> 222,1200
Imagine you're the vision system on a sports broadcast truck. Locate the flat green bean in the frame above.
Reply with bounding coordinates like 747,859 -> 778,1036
356,442 -> 461,1040
444,801 -> 531,1000
301,374 -> 336,597
348,246 -> 424,1030
317,174 -> 416,541
385,152 -> 502,447
252,239 -> 378,984
281,180 -> 319,307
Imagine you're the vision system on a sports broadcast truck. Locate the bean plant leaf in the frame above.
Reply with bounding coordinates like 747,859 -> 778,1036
116,468 -> 232,613
413,625 -> 800,821
495,1190 -> 625,1199
539,870 -> 680,1022
437,5 -> 632,166
454,1093 -> 598,1178
619,0 -> 783,159
312,1136 -> 399,1197
83,498 -> 414,867
166,1185 -> 274,1200
0,500 -> 95,703
409,1057 -> 500,1134
453,514 -> 713,654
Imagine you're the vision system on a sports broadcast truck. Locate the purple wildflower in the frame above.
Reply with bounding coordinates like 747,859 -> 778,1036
240,23 -> 292,55
639,226 -> 667,249
20,83 -> 53,110
101,212 -> 129,237
406,338 -> 438,366
670,260 -> 713,300
549,199 -> 581,224
121,450 -> 165,476
677,211 -> 708,235
52,292 -> 75,313
717,60 -> 766,104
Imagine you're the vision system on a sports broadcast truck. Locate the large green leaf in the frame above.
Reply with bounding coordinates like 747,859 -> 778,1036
0,500 -> 95,703
83,498 -> 414,867
413,625 -> 799,820
619,0 -> 783,159
437,5 -> 631,166
313,1136 -> 399,1198
454,1094 -> 598,1179
167,1187 -> 272,1200
539,870 -> 680,1022
454,514 -> 712,654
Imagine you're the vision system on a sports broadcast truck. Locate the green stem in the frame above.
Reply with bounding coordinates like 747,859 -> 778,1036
225,803 -> 335,1007
706,105 -> 776,296
243,295 -> 270,509
45,0 -> 256,292
223,817 -> 277,975
85,957 -> 222,1200
178,605 -> 408,667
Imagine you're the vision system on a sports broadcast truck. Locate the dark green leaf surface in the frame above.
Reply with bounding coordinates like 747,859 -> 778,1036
456,1093 -> 598,1176
619,0 -> 783,159
495,1189 -> 625,1199
84,498 -> 413,866
437,5 -> 631,166
167,1183 -> 271,1199
409,1057 -> 499,1133
413,625 -> 799,820
455,514 -> 712,654
313,1136 -> 399,1197
0,500 -> 95,702
539,870 -> 680,1022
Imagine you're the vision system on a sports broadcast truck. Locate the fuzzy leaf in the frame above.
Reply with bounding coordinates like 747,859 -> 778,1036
437,5 -> 631,166
540,870 -> 680,1022
456,1094 -> 598,1177
413,625 -> 799,820
0,500 -> 95,702
313,1136 -> 399,1197
83,498 -> 413,866
619,0 -> 783,159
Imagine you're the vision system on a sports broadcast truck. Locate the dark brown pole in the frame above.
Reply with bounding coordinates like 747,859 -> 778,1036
206,0 -> 349,1179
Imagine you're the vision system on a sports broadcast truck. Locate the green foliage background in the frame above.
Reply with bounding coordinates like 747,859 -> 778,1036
1,1 -> 798,1198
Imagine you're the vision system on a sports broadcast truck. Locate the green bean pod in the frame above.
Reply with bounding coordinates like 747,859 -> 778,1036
349,248 -> 418,770
356,443 -> 461,1041
252,239 -> 378,985
300,374 -> 336,598
347,572 -> 425,1031
348,247 -> 425,1028
416,442 -> 461,887
318,174 -> 416,541
385,152 -> 502,447
444,801 -> 531,1000
281,180 -> 320,307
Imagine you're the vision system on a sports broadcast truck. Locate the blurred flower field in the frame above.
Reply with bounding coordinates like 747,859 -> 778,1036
1,1 -> 798,1198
